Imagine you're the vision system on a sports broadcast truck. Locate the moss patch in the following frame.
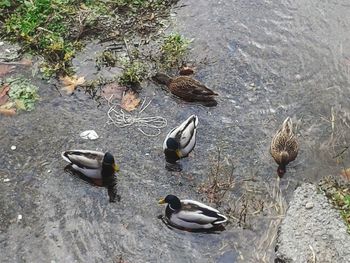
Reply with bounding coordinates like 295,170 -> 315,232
319,177 -> 350,233
0,0 -> 180,77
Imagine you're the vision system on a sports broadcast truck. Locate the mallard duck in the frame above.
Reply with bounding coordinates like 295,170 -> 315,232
152,73 -> 218,106
163,115 -> 198,165
270,117 -> 299,177
158,195 -> 228,231
61,150 -> 120,202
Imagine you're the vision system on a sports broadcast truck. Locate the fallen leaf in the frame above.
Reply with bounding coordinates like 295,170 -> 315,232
0,108 -> 16,116
0,64 -> 15,77
120,90 -> 140,112
340,168 -> 350,181
0,85 -> 10,105
102,83 -> 127,102
179,66 -> 195,76
60,75 -> 85,94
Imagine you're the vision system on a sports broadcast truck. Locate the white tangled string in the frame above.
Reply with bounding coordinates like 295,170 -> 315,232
106,95 -> 167,137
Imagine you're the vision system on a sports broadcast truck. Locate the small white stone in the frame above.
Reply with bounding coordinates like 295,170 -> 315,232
17,214 -> 22,221
47,170 -> 52,173
3,178 -> 10,182
295,74 -> 302,80
80,130 -> 99,140
11,145 -> 16,150
305,202 -> 314,209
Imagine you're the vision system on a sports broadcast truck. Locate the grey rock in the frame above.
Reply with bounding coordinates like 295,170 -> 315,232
275,183 -> 350,263
0,41 -> 21,62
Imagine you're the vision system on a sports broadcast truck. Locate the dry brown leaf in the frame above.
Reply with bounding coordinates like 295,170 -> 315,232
0,108 -> 16,116
120,90 -> 140,112
102,83 -> 127,102
340,168 -> 350,181
0,64 -> 15,77
60,75 -> 85,94
0,85 -> 10,105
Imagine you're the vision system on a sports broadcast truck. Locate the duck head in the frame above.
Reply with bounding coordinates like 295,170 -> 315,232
102,152 -> 119,172
152,73 -> 171,86
277,165 -> 286,177
159,194 -> 181,210
277,151 -> 290,177
164,138 -> 181,163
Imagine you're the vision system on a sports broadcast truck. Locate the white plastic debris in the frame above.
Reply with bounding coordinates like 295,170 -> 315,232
11,145 -> 16,150
17,214 -> 22,221
79,130 -> 99,140
3,178 -> 10,182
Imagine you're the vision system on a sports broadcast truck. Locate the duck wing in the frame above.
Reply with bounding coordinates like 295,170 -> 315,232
178,200 -> 227,224
270,117 -> 298,163
177,115 -> 198,156
285,136 -> 298,161
163,115 -> 198,157
169,77 -> 217,101
61,150 -> 104,169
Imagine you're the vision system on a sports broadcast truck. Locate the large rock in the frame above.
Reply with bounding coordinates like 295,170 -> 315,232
275,183 -> 350,263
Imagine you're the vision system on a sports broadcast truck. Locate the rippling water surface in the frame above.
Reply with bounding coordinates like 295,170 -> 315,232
1,0 -> 350,262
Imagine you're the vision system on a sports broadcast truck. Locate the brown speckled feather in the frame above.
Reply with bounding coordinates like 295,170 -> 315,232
270,117 -> 299,165
152,73 -> 217,103
169,76 -> 218,101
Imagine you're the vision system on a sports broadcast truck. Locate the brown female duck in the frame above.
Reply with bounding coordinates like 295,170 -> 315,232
152,73 -> 218,106
270,117 -> 299,177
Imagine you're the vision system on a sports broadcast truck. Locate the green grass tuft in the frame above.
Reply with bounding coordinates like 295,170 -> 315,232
118,59 -> 147,87
160,33 -> 191,69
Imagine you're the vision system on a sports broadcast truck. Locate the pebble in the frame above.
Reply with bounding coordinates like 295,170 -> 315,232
17,214 -> 22,221
305,202 -> 314,209
3,178 -> 10,182
11,145 -> 16,150
80,130 -> 99,140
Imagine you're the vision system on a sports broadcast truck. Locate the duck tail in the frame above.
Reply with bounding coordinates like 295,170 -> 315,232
214,213 -> 228,224
61,151 -> 71,163
189,115 -> 199,127
282,117 -> 293,134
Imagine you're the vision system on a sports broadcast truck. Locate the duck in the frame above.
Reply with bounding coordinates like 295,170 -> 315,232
61,150 -> 120,202
270,117 -> 299,177
163,115 -> 198,165
152,73 -> 218,106
158,194 -> 228,231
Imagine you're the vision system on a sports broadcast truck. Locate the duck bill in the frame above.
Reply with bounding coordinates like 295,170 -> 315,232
175,149 -> 182,158
114,164 -> 120,172
158,198 -> 166,204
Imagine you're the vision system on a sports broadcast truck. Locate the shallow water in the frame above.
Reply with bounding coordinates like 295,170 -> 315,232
2,0 -> 350,262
